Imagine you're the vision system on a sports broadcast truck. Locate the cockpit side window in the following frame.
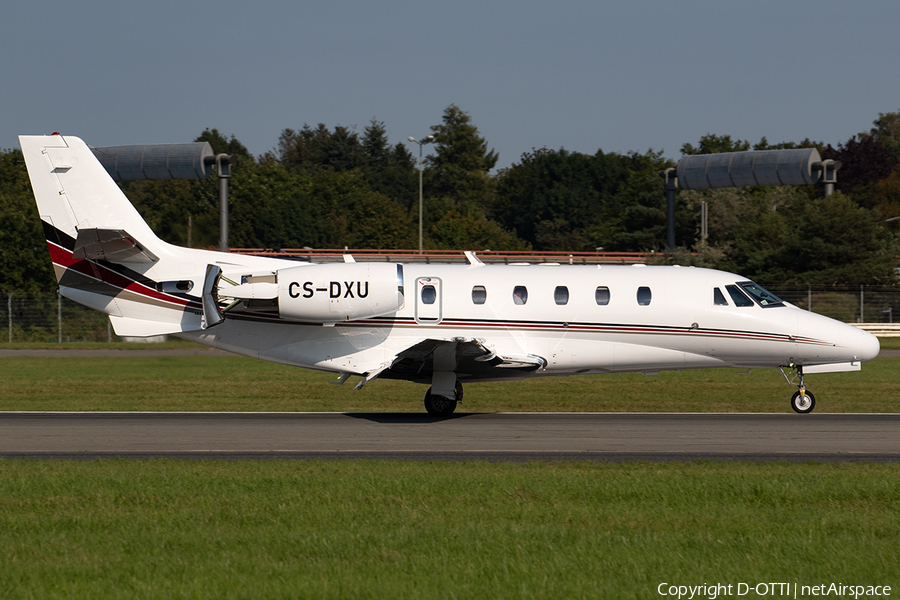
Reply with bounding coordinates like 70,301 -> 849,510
738,281 -> 784,307
725,285 -> 754,307
713,288 -> 728,306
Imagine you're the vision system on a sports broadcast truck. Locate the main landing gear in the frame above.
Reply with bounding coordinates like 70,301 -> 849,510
779,365 -> 816,414
424,381 -> 463,416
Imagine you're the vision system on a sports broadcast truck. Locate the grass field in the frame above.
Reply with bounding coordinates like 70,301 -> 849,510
0,460 -> 897,599
2,344 -> 897,598
0,353 -> 898,413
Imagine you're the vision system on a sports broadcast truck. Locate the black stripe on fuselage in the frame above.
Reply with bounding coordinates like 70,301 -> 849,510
221,313 -> 825,346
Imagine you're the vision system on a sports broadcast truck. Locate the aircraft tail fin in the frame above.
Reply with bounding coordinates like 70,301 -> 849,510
19,134 -> 167,268
19,134 -> 210,335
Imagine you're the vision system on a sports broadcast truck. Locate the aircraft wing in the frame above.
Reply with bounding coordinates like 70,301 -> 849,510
382,338 -> 546,384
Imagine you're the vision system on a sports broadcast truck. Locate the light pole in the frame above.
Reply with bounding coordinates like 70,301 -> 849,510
408,135 -> 434,253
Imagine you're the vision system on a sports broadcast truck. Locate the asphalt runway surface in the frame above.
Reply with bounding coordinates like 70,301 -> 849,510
1,412 -> 898,462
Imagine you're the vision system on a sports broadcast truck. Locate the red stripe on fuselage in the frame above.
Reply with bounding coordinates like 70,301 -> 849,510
347,317 -> 829,346
47,241 -> 200,309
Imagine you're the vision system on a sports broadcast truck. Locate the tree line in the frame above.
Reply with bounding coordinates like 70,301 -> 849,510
2,106 -> 899,294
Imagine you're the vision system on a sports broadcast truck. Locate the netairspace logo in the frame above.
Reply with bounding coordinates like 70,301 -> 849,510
657,582 -> 893,599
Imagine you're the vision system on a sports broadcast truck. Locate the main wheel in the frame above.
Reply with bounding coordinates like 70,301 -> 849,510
791,390 -> 816,414
424,388 -> 457,416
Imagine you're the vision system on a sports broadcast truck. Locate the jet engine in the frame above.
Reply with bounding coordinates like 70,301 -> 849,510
211,262 -> 405,324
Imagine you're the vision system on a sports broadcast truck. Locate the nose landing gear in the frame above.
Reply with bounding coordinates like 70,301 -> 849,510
779,365 -> 816,413
790,389 -> 816,413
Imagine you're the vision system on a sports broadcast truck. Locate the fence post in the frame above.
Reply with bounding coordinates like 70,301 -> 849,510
860,285 -> 864,323
57,290 -> 62,344
7,293 -> 11,343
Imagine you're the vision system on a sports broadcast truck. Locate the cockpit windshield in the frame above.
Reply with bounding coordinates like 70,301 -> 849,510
737,281 -> 784,307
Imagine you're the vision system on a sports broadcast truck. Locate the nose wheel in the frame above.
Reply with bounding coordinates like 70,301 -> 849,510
779,365 -> 816,414
790,389 -> 816,413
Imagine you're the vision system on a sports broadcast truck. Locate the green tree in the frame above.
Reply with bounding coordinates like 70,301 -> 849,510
313,170 -> 414,249
360,119 -> 417,207
0,149 -> 56,293
493,148 -> 604,248
121,179 -> 209,247
493,147 -> 676,251
681,134 -> 750,156
195,128 -> 251,158
608,150 -> 683,251
752,136 -> 823,153
717,189 -> 897,285
276,124 -> 364,173
823,136 -> 897,200
223,161 -> 324,249
425,104 -> 498,215
427,210 -> 529,251
860,109 -> 900,159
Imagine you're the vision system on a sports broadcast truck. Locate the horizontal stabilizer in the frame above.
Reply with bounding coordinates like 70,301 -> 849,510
73,228 -> 159,264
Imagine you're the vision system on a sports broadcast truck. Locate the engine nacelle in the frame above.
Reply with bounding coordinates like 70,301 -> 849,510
276,263 -> 404,322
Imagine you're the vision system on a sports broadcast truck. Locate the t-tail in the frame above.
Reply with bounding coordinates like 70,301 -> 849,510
19,134 -> 244,337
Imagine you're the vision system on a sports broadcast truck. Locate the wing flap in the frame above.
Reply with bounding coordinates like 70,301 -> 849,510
385,338 -> 546,383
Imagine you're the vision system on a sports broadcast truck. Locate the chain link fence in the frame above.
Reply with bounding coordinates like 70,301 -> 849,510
2,286 -> 899,343
769,286 -> 900,324
2,292 -> 115,343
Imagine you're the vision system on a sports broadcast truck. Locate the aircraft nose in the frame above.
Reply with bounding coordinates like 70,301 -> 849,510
855,327 -> 881,362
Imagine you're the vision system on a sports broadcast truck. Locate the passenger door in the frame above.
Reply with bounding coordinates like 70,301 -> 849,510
415,277 -> 442,324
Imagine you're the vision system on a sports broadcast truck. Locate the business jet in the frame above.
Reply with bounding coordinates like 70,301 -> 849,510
20,134 -> 880,415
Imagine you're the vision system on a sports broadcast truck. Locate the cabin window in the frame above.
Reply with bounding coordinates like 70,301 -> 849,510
472,285 -> 487,305
738,281 -> 784,307
421,285 -> 436,305
554,286 -> 569,305
513,286 -> 528,305
637,286 -> 652,306
595,286 -> 610,305
725,285 -> 754,307
713,287 -> 728,306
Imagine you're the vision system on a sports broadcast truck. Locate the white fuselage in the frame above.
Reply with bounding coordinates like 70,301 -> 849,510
178,258 -> 878,382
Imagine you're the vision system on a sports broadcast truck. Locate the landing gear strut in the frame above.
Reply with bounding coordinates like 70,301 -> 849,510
779,365 -> 816,414
424,381 -> 463,416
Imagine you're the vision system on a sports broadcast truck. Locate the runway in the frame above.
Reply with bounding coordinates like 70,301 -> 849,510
1,412 -> 898,462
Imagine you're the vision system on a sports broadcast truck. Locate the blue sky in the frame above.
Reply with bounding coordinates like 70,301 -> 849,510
3,1 -> 898,168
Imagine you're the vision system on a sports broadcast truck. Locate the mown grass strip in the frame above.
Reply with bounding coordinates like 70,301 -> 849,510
0,355 -> 898,412
0,460 -> 897,599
